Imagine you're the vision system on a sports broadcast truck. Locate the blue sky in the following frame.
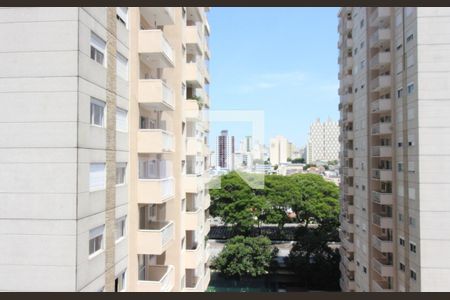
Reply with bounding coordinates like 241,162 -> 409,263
208,7 -> 340,148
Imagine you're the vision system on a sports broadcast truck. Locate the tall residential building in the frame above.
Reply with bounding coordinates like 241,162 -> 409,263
216,130 -> 235,170
306,118 -> 340,164
0,6 -> 211,292
269,135 -> 290,166
338,7 -> 450,292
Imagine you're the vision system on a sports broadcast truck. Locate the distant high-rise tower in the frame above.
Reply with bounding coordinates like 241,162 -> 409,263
269,135 -> 290,166
306,118 -> 340,164
216,130 -> 235,170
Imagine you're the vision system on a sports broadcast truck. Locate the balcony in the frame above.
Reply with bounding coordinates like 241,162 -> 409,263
372,257 -> 394,277
185,208 -> 204,230
343,111 -> 353,122
204,243 -> 211,263
185,62 -> 204,88
137,130 -> 174,153
371,98 -> 391,113
370,75 -> 391,92
140,7 -> 174,26
342,74 -> 352,87
137,177 -> 174,204
343,185 -> 354,196
137,265 -> 175,292
138,79 -> 174,111
339,263 -> 356,291
185,99 -> 201,120
372,279 -> 394,292
341,236 -> 354,252
343,201 -> 355,215
370,28 -> 391,48
341,93 -> 354,105
370,7 -> 391,27
343,149 -> 354,158
371,122 -> 392,135
372,191 -> 393,205
345,56 -> 353,70
204,218 -> 211,235
204,193 -> 211,209
185,25 -> 203,55
372,235 -> 394,253
344,130 -> 354,140
184,175 -> 203,193
137,221 -> 174,255
139,30 -> 174,68
346,38 -> 353,49
370,52 -> 391,70
185,242 -> 204,269
372,146 -> 392,157
341,218 -> 354,233
372,213 -> 393,228
186,137 -> 203,156
372,169 -> 392,181
203,268 -> 211,291
343,167 -> 354,177
345,20 -> 353,32
339,248 -> 355,271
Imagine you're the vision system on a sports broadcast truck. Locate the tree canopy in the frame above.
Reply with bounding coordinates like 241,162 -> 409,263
211,236 -> 278,278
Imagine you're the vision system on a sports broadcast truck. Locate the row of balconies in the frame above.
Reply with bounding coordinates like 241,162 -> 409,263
339,262 -> 356,291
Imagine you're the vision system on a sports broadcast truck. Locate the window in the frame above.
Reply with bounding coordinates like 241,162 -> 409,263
407,33 -> 414,43
399,237 -> 405,246
407,108 -> 414,120
400,262 -> 406,272
398,163 -> 403,172
408,134 -> 415,146
90,32 -> 106,66
409,187 -> 416,200
399,213 -> 403,221
397,88 -> 403,99
409,217 -> 416,228
90,98 -> 106,127
408,161 -> 415,173
116,108 -> 128,132
360,59 -> 365,70
410,269 -> 417,280
396,43 -> 403,51
115,216 -> 126,241
360,41 -> 364,49
407,53 -> 414,68
116,7 -> 128,27
360,19 -> 364,28
396,61 -> 403,74
89,163 -> 106,191
407,82 -> 415,95
410,242 -> 417,253
115,269 -> 126,292
116,52 -> 128,80
89,225 -> 105,256
363,266 -> 367,273
116,162 -> 127,185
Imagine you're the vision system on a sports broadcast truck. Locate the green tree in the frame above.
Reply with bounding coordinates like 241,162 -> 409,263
211,236 -> 278,278
288,174 -> 340,228
291,158 -> 305,164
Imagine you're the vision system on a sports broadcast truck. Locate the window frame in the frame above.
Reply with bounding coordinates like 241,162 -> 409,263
90,32 -> 107,67
89,225 -> 105,258
90,97 -> 106,128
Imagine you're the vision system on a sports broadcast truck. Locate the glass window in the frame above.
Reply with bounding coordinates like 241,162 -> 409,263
116,108 -> 128,132
90,98 -> 106,127
116,162 -> 127,185
89,163 -> 106,191
116,52 -> 128,80
90,32 -> 106,66
116,7 -> 128,27
89,225 -> 105,256
115,269 -> 126,292
115,216 -> 126,241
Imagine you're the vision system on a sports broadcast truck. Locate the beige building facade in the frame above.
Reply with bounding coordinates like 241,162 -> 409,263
338,7 -> 450,292
0,6 -> 211,292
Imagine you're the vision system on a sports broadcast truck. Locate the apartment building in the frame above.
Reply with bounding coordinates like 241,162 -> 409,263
0,6 -> 211,292
338,7 -> 450,292
306,118 -> 340,164
216,130 -> 235,170
269,135 -> 291,165
0,7 -> 129,292
127,7 -> 211,292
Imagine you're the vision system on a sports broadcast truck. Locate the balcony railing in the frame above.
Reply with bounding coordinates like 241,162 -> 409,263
370,7 -> 391,26
370,52 -> 391,69
371,98 -> 391,113
185,62 -> 204,88
137,177 -> 174,204
137,221 -> 175,254
371,122 -> 392,135
370,28 -> 391,47
372,235 -> 394,253
137,265 -> 175,292
372,169 -> 393,181
372,279 -> 394,292
137,130 -> 174,153
185,241 -> 204,269
372,190 -> 393,205
185,208 -> 204,230
138,79 -> 174,110
139,30 -> 174,67
372,213 -> 393,228
370,75 -> 391,91
372,257 -> 394,277
372,146 -> 392,157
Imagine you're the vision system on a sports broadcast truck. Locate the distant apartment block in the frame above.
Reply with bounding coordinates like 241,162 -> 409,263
338,7 -> 450,292
216,130 -> 235,170
306,118 -> 340,164
269,135 -> 291,166
0,6 -> 211,292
